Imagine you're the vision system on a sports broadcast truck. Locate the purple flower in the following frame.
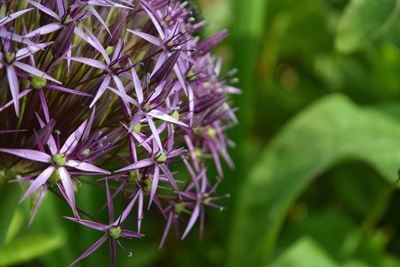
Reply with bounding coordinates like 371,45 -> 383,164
0,117 -> 109,219
65,180 -> 142,267
0,0 -> 239,264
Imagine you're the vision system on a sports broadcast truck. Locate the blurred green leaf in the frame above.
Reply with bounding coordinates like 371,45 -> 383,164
0,235 -> 62,266
280,211 -> 356,260
342,260 -> 371,267
0,184 -> 20,248
269,237 -> 338,267
5,209 -> 24,244
336,0 -> 400,53
228,94 -> 400,267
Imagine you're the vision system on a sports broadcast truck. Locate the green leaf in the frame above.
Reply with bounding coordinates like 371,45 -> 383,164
5,209 -> 24,244
0,184 -> 20,247
269,237 -> 338,267
0,235 -> 62,266
335,0 -> 400,53
228,94 -> 400,267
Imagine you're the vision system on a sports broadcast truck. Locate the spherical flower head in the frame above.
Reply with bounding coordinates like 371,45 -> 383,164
0,0 -> 240,265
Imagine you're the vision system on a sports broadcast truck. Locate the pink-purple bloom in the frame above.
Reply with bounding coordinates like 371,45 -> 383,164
0,0 -> 239,265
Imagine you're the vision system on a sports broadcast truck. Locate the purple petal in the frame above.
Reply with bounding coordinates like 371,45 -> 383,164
209,144 -> 223,177
29,183 -> 48,227
115,192 -> 139,225
13,61 -> 61,84
146,115 -> 163,153
126,30 -> 161,46
68,57 -> 107,70
66,160 -> 110,174
112,75 -> 127,96
87,5 -> 111,35
128,60 -> 143,103
106,86 -> 138,106
58,167 -> 77,214
0,89 -> 32,113
16,42 -> 53,60
47,85 -> 92,97
90,75 -> 111,108
64,217 -> 108,231
111,39 -> 123,62
109,239 -> 116,267
140,3 -> 165,38
148,109 -> 187,127
0,8 -> 34,27
74,27 -> 110,64
159,212 -> 174,248
115,158 -> 154,172
60,120 -> 87,154
105,180 -> 114,224
20,166 -> 54,203
26,0 -> 60,20
148,165 -> 160,209
181,202 -> 201,239
0,148 -> 51,163
120,229 -> 142,239
24,23 -> 62,38
56,0 -> 65,17
68,234 -> 108,267
137,191 -> 143,232
6,66 -> 19,116
0,28 -> 33,44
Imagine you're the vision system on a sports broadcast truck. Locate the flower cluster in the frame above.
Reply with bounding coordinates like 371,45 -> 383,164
0,0 -> 238,265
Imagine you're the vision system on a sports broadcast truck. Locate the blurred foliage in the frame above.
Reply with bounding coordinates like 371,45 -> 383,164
3,0 -> 400,266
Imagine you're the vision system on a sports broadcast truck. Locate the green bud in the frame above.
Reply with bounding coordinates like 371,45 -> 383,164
143,102 -> 152,111
187,70 -> 196,81
174,202 -> 186,214
207,127 -> 217,139
171,110 -> 180,121
53,153 -> 66,167
194,148 -> 202,159
133,123 -> 142,133
193,127 -> 201,134
31,76 -> 47,89
156,151 -> 167,163
143,179 -> 152,193
106,46 -> 115,56
129,171 -> 138,184
203,194 -> 211,204
82,148 -> 90,157
109,226 -> 121,239
5,52 -> 15,64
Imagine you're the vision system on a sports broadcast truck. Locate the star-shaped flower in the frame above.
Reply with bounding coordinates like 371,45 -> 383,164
0,118 -> 110,218
65,180 -> 142,267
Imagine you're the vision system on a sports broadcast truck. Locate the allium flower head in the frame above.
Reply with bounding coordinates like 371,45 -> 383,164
0,0 -> 239,265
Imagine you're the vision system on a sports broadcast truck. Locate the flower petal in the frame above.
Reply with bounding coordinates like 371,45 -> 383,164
0,148 -> 51,163
68,235 -> 108,267
181,202 -> 201,239
6,66 -> 19,116
13,61 -> 61,84
24,23 -> 62,38
19,166 -> 54,203
115,158 -> 154,172
67,57 -> 107,70
58,167 -> 77,214
60,120 -> 87,154
66,160 -> 110,174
